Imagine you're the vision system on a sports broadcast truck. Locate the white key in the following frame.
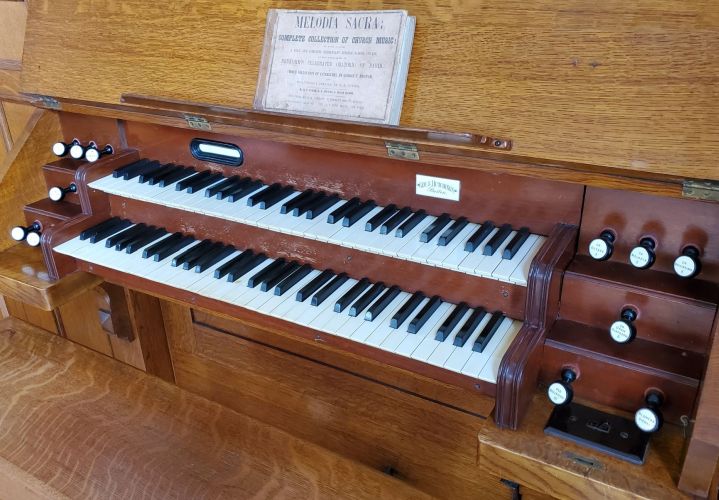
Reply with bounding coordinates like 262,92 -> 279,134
460,318 -> 514,378
474,230 -> 516,278
336,206 -> 383,249
290,279 -> 356,325
410,305 -> 461,362
350,291 -> 407,343
426,309 -> 473,367
304,201 -> 346,241
395,302 -> 452,357
266,270 -> 321,317
379,297 -> 429,352
456,228 -> 498,274
387,216 -> 437,259
308,278 -> 360,329
478,321 -> 522,383
429,223 -> 478,268
363,292 -> 412,347
509,236 -> 545,286
444,313 -> 492,372
491,234 -> 539,282
219,258 -> 275,302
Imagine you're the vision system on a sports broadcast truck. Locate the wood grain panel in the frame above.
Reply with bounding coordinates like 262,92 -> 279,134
480,394 -> 689,499
21,0 -> 719,179
0,1 -> 26,61
165,305 -> 500,499
0,316 -> 433,499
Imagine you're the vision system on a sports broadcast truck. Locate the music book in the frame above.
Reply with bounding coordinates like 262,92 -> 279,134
255,9 -> 416,125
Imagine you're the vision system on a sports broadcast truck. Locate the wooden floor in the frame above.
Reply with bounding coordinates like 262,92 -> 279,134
0,317 -> 431,499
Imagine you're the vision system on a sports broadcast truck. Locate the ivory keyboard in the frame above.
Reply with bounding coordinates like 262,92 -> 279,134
88,160 -> 546,286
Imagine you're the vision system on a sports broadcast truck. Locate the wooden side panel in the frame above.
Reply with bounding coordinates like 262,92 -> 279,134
21,1 -> 719,179
162,301 -> 500,500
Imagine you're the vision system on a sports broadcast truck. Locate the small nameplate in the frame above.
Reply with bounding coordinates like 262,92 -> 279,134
416,174 -> 460,201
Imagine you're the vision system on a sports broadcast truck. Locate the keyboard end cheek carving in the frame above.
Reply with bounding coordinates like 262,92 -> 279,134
494,223 -> 578,430
73,149 -> 141,214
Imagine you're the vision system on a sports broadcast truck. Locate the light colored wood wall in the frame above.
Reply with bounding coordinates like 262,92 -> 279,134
19,0 -> 719,180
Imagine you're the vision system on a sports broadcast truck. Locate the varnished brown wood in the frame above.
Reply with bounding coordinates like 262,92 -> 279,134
20,0 -> 719,180
0,244 -> 102,311
561,263 -> 717,353
679,312 -> 719,497
124,289 -> 174,382
4,296 -> 60,334
480,394 -> 689,499
57,287 -> 114,356
541,320 -> 701,424
0,316 -> 432,499
162,302 -> 501,499
495,223 -> 578,429
579,187 -> 719,281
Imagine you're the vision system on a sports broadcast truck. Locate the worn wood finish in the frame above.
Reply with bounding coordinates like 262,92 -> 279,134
541,320 -> 701,424
193,309 -> 495,417
480,394 -> 689,499
495,224 -> 578,429
161,301 -> 500,500
0,245 -> 102,311
109,194 -> 528,319
117,119 -> 583,235
0,316 -> 433,499
561,266 -> 717,353
679,312 -> 719,497
21,0 -> 719,180
579,187 -> 719,282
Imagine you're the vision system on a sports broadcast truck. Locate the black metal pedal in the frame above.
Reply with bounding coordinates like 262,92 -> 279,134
544,402 -> 651,465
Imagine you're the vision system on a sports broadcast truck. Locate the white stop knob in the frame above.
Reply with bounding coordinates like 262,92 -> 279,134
52,142 -> 67,156
10,226 -> 26,241
673,255 -> 697,278
25,231 -> 41,247
629,246 -> 651,268
48,186 -> 64,201
635,407 -> 660,433
85,148 -> 100,163
547,382 -> 569,405
69,143 -> 85,159
589,238 -> 610,260
610,320 -> 633,343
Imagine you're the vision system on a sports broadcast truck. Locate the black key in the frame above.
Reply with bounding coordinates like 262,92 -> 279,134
327,197 -> 360,224
172,240 -> 210,268
157,166 -> 196,187
187,172 -> 224,194
142,163 -> 178,185
292,191 -> 325,217
390,292 -> 426,328
281,190 -> 315,214
214,249 -> 253,279
153,235 -> 194,262
342,200 -> 377,227
380,207 -> 412,235
90,219 -> 133,244
112,159 -> 151,178
227,253 -> 267,282
125,228 -> 167,254
396,210 -> 427,237
365,204 -> 397,232
334,278 -> 370,313
465,222 -> 496,252
407,295 -> 442,334
259,185 -> 295,209
420,213 -> 451,243
502,227 -> 531,260
261,261 -> 299,292
305,194 -> 341,220
143,232 -> 182,259
138,162 -> 171,183
453,308 -> 487,347
484,224 -> 512,256
247,183 -> 281,207
472,312 -> 505,353
112,224 -> 151,251
80,218 -> 125,241
364,285 -> 401,321
438,217 -> 469,246
175,171 -> 206,191
247,259 -> 286,288
296,269 -> 334,302
348,282 -> 385,317
435,302 -> 469,341
194,245 -> 235,273
274,264 -> 312,296
205,176 -> 238,197
123,160 -> 161,181
226,180 -> 263,202
212,176 -> 247,199
311,273 -> 349,306
105,223 -> 144,248
183,241 -> 223,270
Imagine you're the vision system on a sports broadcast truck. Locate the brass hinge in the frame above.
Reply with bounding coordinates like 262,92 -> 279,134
385,141 -> 419,160
682,180 -> 719,202
184,115 -> 212,131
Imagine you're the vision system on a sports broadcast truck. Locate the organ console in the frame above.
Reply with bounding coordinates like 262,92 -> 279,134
2,1 -> 719,498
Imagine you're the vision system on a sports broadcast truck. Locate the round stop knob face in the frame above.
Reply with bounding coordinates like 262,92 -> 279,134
673,255 -> 697,278
69,144 -> 84,159
629,246 -> 651,268
547,382 -> 569,405
10,226 -> 25,241
588,238 -> 611,260
48,186 -> 64,201
85,148 -> 100,162
610,320 -> 633,343
635,407 -> 660,433
25,231 -> 41,247
52,142 -> 67,156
